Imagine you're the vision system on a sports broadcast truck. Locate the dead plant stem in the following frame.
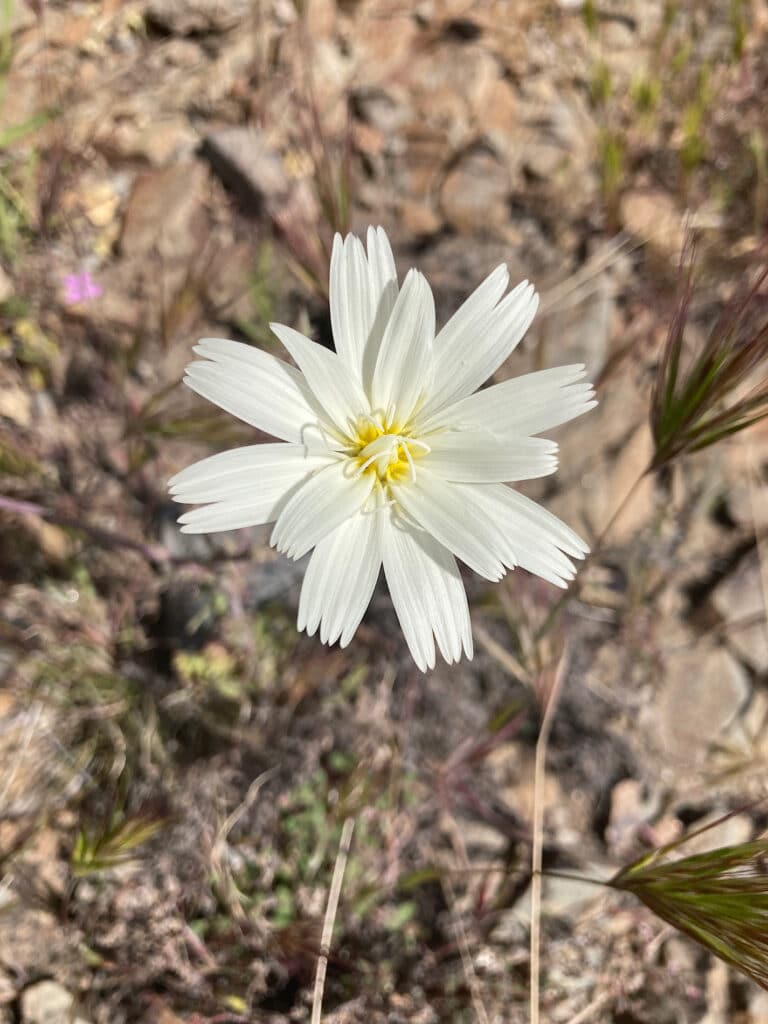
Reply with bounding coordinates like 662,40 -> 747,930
311,817 -> 355,1024
443,876 -> 491,1024
562,990 -> 612,1024
530,651 -> 569,1024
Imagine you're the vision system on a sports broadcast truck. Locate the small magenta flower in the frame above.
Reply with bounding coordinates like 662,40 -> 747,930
63,271 -> 103,305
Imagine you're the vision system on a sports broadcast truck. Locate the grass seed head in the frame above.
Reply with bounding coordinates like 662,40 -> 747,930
611,836 -> 768,989
650,239 -> 768,469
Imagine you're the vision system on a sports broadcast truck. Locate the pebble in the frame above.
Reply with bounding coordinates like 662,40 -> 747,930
20,981 -> 90,1024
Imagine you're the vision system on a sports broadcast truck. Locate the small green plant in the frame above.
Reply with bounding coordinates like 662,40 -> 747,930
589,60 -> 612,110
729,0 -> 747,62
597,129 -> 624,209
581,0 -> 597,36
671,38 -> 693,74
234,244 -> 277,347
0,0 -> 15,79
750,129 -> 767,231
72,810 -> 168,876
631,74 -> 661,117
661,0 -> 678,35
679,102 -> 706,172
0,171 -> 28,264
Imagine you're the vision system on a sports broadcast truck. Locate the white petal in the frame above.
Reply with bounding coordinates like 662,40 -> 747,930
329,233 -> 368,375
371,269 -> 435,425
329,229 -> 399,386
270,322 -> 369,437
184,338 -> 329,445
478,485 -> 588,586
297,509 -> 382,647
169,443 -> 333,503
381,518 -> 472,671
174,446 -> 334,534
433,264 -> 509,356
420,365 -> 597,436
361,226 -> 399,391
509,487 -> 588,557
417,280 -> 539,421
389,470 -> 507,581
270,460 -> 375,560
423,431 -> 558,483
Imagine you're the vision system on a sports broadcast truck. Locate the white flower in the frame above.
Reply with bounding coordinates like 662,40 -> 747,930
169,227 -> 596,671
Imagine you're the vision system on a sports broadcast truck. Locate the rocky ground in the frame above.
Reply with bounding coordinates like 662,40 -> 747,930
1,0 -> 768,1021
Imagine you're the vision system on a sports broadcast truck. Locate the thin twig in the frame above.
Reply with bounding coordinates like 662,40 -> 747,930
311,817 -> 355,1024
473,620 -> 532,683
0,494 -> 168,563
562,989 -> 613,1024
530,649 -> 569,1024
443,876 -> 491,1024
0,493 -> 255,567
539,233 -> 639,316
747,441 -> 768,639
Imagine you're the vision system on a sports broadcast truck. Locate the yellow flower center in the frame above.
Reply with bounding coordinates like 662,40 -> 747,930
351,416 -> 429,485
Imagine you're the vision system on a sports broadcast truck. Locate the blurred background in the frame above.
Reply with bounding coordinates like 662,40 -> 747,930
1,1 -> 768,1021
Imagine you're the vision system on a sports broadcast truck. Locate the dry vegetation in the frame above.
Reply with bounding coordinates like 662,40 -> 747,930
1,1 -> 768,1022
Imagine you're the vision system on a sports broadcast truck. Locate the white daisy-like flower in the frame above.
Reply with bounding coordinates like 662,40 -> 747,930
169,227 -> 596,671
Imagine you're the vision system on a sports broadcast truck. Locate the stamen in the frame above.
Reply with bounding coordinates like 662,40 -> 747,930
358,412 -> 381,433
409,438 -> 431,454
355,427 -> 429,489
401,442 -> 417,483
357,451 -> 383,475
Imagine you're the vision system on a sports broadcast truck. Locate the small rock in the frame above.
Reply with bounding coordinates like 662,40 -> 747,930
711,553 -> 768,672
0,383 -> 32,426
523,141 -> 568,181
605,779 -> 659,854
101,116 -> 198,166
145,0 -> 250,35
202,240 -> 253,316
679,810 -> 752,856
20,981 -> 90,1024
663,935 -> 698,974
0,265 -> 13,303
601,20 -> 637,50
201,127 -> 290,216
440,146 -> 511,233
0,967 -> 14,1004
511,866 -> 606,925
658,646 -> 750,760
120,161 -> 208,258
351,86 -> 408,137
8,0 -> 38,32
620,189 -> 685,259
749,987 -> 768,1024
461,821 -> 508,858
399,200 -> 441,238
244,557 -> 306,609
